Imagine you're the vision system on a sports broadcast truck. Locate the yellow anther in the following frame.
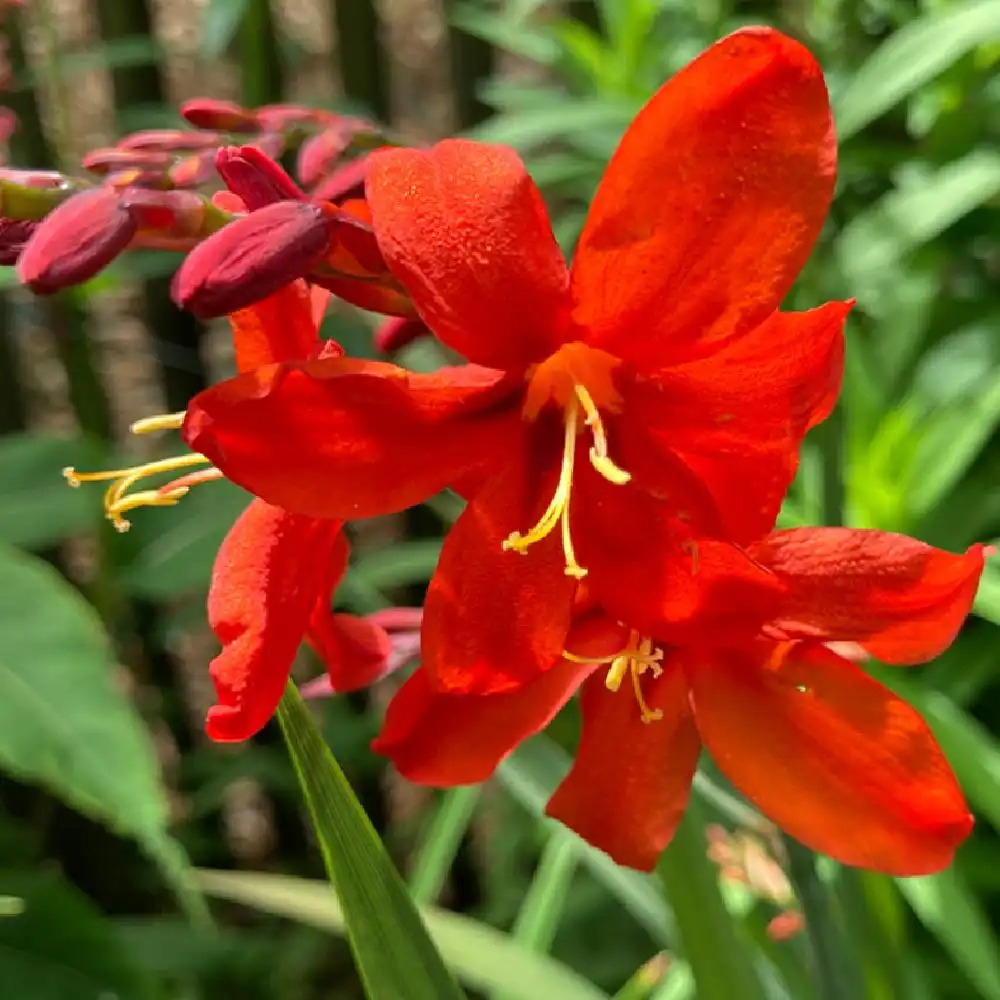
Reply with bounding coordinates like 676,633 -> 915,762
130,411 -> 186,435
574,384 -> 631,486
566,631 -> 665,723
63,411 -> 218,532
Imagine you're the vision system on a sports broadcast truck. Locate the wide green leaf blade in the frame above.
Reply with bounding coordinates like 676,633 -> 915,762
0,542 -> 203,922
834,0 -> 1000,139
275,682 -> 466,1000
196,868 -> 611,1000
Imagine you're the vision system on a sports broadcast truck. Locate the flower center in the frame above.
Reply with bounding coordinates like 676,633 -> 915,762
565,630 -> 665,724
503,343 -> 631,578
64,410 -> 222,532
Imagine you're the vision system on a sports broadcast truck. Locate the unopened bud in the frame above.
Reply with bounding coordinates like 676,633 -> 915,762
310,156 -> 368,202
120,188 -> 206,239
0,217 -> 38,265
180,98 -> 258,133
118,129 -> 223,152
169,150 -> 216,188
252,103 -> 327,133
172,200 -> 331,317
17,186 -> 135,292
82,148 -> 173,175
296,126 -> 353,189
216,145 -> 305,210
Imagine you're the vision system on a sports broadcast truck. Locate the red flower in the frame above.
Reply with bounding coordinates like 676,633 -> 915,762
203,282 -> 395,741
182,28 -> 847,694
373,529 -> 986,875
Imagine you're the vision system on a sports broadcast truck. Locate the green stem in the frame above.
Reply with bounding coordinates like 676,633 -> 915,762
409,786 -> 481,906
782,835 -> 859,1000
240,0 -> 285,107
657,800 -> 767,1000
330,0 -> 390,120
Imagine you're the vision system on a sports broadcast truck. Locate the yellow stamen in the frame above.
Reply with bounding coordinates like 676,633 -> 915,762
574,384 -> 631,486
130,411 -> 186,435
63,411 -> 218,532
565,630 -> 665,724
503,403 -> 587,578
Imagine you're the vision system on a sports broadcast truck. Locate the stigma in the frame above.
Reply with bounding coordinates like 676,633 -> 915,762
565,630 -> 664,723
63,410 -> 222,532
504,343 -> 631,578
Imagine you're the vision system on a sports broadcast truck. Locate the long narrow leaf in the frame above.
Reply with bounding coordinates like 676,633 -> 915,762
276,683 -> 465,1000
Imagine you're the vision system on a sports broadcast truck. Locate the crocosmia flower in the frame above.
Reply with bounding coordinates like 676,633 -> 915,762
373,529 -> 986,875
182,27 -> 848,697
65,283 -> 394,740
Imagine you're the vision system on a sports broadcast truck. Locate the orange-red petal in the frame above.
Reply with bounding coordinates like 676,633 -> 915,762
546,660 -> 701,870
573,468 -> 783,642
308,611 -> 394,692
751,529 -> 986,663
422,432 -> 578,694
182,357 -> 521,519
686,642 -> 972,875
617,302 -> 850,543
206,499 -> 343,741
572,27 -> 835,365
366,140 -> 571,370
230,279 -> 322,371
372,659 -> 591,785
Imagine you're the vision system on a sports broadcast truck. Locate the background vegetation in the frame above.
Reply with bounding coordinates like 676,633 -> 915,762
1,0 -> 999,997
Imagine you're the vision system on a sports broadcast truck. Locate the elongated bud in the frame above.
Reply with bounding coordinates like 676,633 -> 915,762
180,97 -> 258,133
216,145 -> 305,210
17,187 -> 135,292
172,200 -> 332,317
0,217 -> 37,265
169,150 -> 216,188
118,129 -> 223,152
82,148 -> 172,175
296,127 -> 354,188
310,156 -> 368,202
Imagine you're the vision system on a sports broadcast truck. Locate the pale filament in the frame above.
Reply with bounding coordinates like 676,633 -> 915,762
564,631 -> 665,724
503,385 -> 631,578
63,410 -> 218,533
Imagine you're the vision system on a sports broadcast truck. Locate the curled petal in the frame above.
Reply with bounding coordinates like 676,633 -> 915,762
181,97 -> 258,133
547,661 -> 701,870
751,529 -> 986,663
366,140 -> 571,369
206,500 -> 344,741
229,280 -> 324,371
573,27 -> 835,365
687,643 -> 972,875
372,660 -> 591,785
183,357 -> 522,519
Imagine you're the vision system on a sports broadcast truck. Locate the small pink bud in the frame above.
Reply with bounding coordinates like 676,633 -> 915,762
169,150 -> 216,188
120,188 -> 205,239
118,129 -> 223,152
180,98 -> 258,133
216,145 -> 305,210
82,148 -> 172,175
252,103 -> 327,133
296,127 -> 354,189
172,200 -> 331,317
17,187 -> 135,292
310,155 -> 368,202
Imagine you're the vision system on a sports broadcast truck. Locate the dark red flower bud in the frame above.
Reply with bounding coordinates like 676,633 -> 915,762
17,186 -> 135,292
216,145 -> 305,210
121,188 -> 205,238
296,127 -> 353,189
252,103 -> 327,133
180,98 -> 258,133
118,129 -> 222,152
172,200 -> 332,318
374,316 -> 430,354
0,217 -> 38,265
310,155 -> 368,203
82,148 -> 173,175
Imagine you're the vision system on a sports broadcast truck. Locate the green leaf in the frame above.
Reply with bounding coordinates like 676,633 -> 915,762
409,787 -> 482,905
834,0 -> 1000,139
0,870 -> 154,1000
0,543 -> 204,922
196,868 -> 611,1000
896,868 -> 1000,1000
836,151 -> 1000,311
0,434 -> 108,548
350,538 -> 443,591
973,554 -> 1000,626
275,683 -> 466,1000
122,479 -> 250,599
201,0 -> 250,56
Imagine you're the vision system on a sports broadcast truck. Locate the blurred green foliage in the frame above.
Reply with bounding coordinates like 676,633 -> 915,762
1,0 -> 1000,998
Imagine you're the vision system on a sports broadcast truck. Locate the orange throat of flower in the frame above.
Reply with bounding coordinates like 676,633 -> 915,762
64,411 -> 222,532
503,342 -> 631,579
